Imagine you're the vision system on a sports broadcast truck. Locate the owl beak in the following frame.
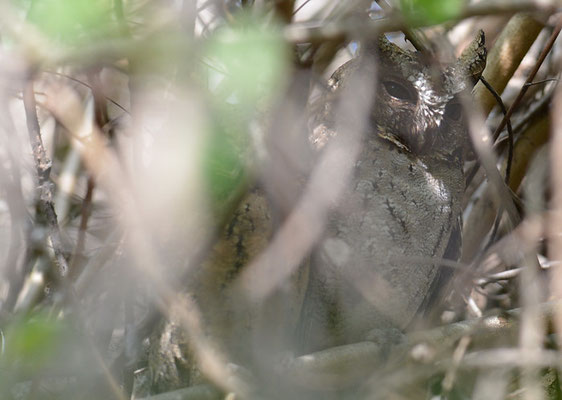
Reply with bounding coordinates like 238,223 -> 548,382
375,120 -> 443,155
375,125 -> 411,152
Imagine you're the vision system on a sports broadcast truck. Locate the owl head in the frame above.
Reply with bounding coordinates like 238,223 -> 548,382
370,31 -> 487,161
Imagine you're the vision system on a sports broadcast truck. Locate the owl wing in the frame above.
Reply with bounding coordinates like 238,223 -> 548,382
413,213 -> 463,325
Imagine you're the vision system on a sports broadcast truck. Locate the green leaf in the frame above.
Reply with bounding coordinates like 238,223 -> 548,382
401,0 -> 464,25
203,117 -> 249,218
6,315 -> 63,365
1,313 -> 67,374
204,15 -> 288,109
201,15 -> 289,217
24,0 -> 114,44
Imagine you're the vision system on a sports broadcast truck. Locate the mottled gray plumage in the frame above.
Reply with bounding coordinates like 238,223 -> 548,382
298,33 -> 486,353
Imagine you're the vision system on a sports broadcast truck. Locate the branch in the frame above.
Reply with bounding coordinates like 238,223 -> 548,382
22,80 -> 69,278
136,384 -> 223,400
284,1 -> 553,44
491,14 -> 562,138
284,302 -> 561,391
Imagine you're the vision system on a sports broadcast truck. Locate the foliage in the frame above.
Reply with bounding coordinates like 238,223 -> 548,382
0,0 -> 559,399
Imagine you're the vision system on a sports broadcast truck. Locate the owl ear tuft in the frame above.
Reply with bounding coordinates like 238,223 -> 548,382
456,30 -> 487,84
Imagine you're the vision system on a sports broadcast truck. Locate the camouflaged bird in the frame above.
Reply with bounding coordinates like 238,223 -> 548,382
145,31 -> 487,393
298,32 -> 486,353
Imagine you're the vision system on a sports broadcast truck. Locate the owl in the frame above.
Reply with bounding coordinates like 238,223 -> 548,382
146,32 -> 487,395
297,32 -> 487,353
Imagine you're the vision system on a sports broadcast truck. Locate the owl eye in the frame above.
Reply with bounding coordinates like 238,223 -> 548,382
444,102 -> 462,121
382,80 -> 416,103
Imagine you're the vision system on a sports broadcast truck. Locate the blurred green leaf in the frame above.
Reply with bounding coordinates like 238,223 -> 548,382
401,0 -> 464,25
24,0 -> 114,44
205,15 -> 288,109
201,15 -> 289,217
203,119 -> 249,218
2,313 -> 66,373
202,99 -> 257,220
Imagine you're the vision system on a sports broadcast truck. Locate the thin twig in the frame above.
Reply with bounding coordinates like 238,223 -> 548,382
463,92 -> 520,228
476,267 -> 522,286
524,77 -> 559,87
479,76 -> 514,183
465,76 -> 515,189
292,0 -> 313,16
43,71 -> 130,115
23,79 -> 69,278
441,335 -> 471,393
490,15 -> 562,141
479,75 -> 516,249
68,177 -> 95,279
284,0 -> 554,44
